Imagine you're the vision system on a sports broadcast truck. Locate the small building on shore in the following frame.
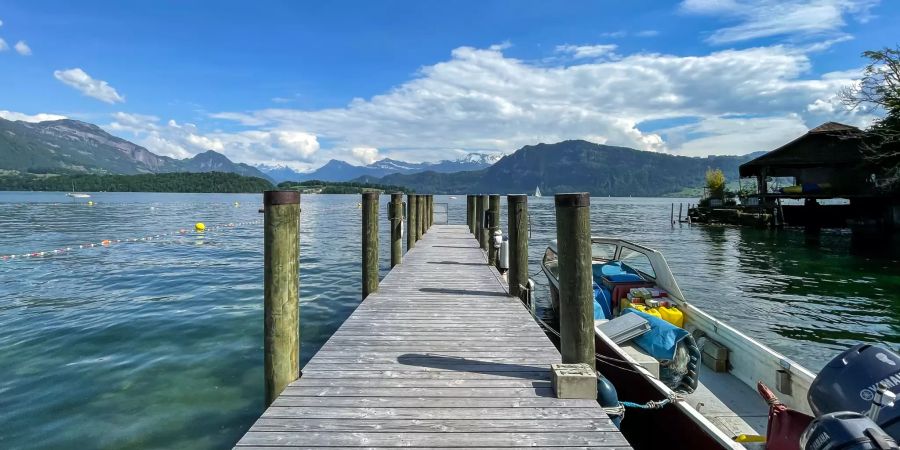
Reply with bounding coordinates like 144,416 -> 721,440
691,122 -> 899,230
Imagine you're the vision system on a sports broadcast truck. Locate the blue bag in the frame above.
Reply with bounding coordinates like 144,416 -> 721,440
622,308 -> 689,361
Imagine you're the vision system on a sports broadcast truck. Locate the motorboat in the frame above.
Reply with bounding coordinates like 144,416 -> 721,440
539,237 -> 816,449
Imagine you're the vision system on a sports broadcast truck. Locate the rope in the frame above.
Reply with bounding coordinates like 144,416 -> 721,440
1,220 -> 262,262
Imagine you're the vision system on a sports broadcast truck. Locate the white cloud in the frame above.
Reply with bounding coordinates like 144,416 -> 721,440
555,44 -> 619,59
681,0 -> 880,44
204,44 -> 865,163
601,30 -> 659,38
659,115 -> 811,156
53,68 -> 125,104
0,110 -> 67,122
0,38 -> 7,52
106,112 -> 320,165
0,19 -> 4,27
14,40 -> 30,56
351,147 -> 380,165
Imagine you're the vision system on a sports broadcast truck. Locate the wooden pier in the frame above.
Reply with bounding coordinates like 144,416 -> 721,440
236,223 -> 629,448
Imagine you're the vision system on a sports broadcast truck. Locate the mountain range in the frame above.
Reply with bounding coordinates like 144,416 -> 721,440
0,117 -> 272,181
0,117 -> 763,196
356,140 -> 763,196
255,153 -> 501,183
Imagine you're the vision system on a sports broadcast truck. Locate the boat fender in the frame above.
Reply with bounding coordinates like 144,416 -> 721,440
597,375 -> 623,428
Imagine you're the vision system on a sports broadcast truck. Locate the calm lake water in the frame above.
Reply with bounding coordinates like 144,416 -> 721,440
1,192 -> 898,449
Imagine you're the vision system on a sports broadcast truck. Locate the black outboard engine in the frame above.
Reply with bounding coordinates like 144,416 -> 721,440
802,344 -> 900,450
801,412 -> 897,450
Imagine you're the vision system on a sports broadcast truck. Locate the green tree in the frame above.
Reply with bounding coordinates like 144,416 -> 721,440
840,46 -> 900,190
705,168 -> 726,198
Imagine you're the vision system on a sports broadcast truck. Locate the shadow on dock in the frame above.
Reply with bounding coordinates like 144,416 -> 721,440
397,353 -> 553,388
419,287 -> 508,297
427,260 -> 486,266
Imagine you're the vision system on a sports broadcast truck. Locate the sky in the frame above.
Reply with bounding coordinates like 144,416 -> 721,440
0,0 -> 897,170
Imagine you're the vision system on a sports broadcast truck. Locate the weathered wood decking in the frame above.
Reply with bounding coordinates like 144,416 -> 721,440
235,224 -> 630,449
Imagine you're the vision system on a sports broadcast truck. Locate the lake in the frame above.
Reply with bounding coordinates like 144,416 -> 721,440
1,192 -> 898,449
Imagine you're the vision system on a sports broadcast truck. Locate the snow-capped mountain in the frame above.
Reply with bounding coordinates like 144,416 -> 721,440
256,152 -> 503,183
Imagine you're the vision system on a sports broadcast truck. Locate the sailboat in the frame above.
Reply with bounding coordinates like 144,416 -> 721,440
534,186 -> 542,197
66,182 -> 91,198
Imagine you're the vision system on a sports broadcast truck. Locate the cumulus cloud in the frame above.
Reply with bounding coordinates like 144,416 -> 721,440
203,44 -> 865,162
555,44 -> 619,60
106,112 -> 320,165
0,110 -> 67,122
351,147 -> 380,165
681,0 -> 880,44
658,115 -> 811,156
53,68 -> 125,104
14,40 -> 30,56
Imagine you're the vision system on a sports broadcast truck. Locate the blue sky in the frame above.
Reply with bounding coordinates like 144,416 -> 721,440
1,0 -> 897,169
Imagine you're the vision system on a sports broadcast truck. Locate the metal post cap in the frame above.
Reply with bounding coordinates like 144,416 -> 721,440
264,190 -> 300,205
555,193 -> 590,207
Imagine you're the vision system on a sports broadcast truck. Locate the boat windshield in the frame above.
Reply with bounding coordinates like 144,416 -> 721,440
591,242 -> 617,262
619,247 -> 656,279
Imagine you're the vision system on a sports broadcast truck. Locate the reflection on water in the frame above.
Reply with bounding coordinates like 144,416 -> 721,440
0,192 -> 898,449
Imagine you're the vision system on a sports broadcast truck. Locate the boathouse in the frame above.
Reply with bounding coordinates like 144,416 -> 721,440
737,122 -> 899,229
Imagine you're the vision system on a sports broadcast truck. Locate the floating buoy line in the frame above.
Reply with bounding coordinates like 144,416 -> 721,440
1,220 -> 262,262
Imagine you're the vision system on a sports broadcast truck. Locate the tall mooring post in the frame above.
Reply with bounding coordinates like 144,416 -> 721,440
362,192 -> 379,299
263,190 -> 301,407
479,194 -> 490,252
467,195 -> 475,234
487,194 -> 501,266
554,193 -> 595,370
416,195 -> 425,240
508,194 -> 529,301
474,195 -> 484,245
390,193 -> 403,268
406,194 -> 417,251
427,194 -> 432,231
429,195 -> 434,228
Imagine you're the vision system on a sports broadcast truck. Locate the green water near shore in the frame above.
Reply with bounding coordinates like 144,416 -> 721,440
0,192 -> 897,449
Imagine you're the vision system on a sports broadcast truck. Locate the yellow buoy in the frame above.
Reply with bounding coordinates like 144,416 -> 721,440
234,201 -> 240,207
87,201 -> 94,206
195,222 -> 206,232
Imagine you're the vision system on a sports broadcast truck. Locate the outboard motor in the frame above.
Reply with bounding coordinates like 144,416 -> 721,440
801,345 -> 900,449
801,412 -> 897,450
808,344 -> 900,439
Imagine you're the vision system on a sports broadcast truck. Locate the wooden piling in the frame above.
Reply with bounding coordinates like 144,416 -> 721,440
508,194 -> 528,301
479,194 -> 489,251
263,190 -> 301,407
679,203 -> 683,224
426,195 -> 432,229
417,195 -> 425,239
487,194 -> 500,266
474,195 -> 484,243
406,194 -> 417,251
362,192 -> 379,299
390,193 -> 402,268
466,194 -> 475,234
554,193 -> 595,371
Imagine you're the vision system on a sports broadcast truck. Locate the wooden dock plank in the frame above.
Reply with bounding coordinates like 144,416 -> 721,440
234,224 -> 630,448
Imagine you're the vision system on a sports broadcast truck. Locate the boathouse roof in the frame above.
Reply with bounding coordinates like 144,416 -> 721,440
739,122 -> 866,178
